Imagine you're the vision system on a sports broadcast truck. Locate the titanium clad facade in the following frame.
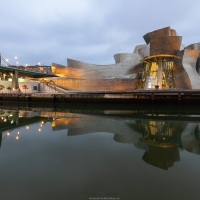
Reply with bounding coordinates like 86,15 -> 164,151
45,26 -> 200,91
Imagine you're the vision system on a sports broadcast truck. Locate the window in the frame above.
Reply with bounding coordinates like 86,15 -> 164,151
33,86 -> 37,91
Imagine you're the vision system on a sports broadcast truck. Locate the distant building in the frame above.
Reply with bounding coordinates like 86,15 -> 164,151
9,65 -> 52,74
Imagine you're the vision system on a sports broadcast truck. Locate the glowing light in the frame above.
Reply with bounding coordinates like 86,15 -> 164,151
38,128 -> 41,132
17,131 -> 20,135
26,126 -> 29,130
6,132 -> 10,136
16,136 -> 19,140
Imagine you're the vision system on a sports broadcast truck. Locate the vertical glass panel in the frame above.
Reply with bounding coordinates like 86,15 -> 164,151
162,61 -> 174,88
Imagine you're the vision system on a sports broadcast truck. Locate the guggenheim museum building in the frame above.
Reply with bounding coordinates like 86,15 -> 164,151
1,26 -> 200,93
46,26 -> 200,92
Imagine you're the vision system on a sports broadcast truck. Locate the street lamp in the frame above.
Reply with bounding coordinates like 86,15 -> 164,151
14,56 -> 18,68
25,64 -> 28,70
5,58 -> 9,63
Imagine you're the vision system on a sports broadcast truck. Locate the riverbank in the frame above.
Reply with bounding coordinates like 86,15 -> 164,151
1,89 -> 200,104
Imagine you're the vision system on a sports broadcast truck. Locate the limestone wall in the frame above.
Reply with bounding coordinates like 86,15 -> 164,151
45,77 -> 135,91
0,80 -> 12,93
19,81 -> 39,93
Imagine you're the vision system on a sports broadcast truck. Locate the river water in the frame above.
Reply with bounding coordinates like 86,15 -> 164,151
0,104 -> 200,200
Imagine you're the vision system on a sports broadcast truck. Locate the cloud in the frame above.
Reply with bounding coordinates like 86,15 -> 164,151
0,0 -> 200,66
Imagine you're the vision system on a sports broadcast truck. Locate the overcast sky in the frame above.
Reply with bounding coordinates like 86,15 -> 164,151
0,0 -> 200,66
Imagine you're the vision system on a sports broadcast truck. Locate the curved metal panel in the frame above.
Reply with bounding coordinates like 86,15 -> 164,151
150,36 -> 182,55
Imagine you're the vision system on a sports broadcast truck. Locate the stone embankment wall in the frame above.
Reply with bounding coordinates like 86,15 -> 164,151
1,90 -> 200,105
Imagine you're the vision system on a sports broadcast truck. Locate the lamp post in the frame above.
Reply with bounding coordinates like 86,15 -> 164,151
38,62 -> 43,72
14,56 -> 18,68
25,64 -> 28,71
5,59 -> 9,65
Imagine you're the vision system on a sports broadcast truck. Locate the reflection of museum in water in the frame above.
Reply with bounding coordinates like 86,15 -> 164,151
1,107 -> 200,170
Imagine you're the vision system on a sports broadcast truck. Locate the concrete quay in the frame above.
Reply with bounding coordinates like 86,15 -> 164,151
1,89 -> 200,104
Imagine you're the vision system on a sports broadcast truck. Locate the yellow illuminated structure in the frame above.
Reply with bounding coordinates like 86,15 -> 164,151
138,54 -> 180,89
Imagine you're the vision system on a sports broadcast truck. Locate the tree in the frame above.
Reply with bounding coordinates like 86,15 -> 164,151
22,85 -> 28,94
7,86 -> 12,93
0,85 -> 4,93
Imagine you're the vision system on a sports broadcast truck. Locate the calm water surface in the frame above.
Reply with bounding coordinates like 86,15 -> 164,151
0,104 -> 200,200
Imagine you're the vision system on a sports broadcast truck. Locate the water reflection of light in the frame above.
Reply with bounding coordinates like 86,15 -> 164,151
1,118 -> 48,144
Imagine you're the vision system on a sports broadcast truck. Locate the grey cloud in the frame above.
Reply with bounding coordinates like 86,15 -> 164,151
0,0 -> 200,66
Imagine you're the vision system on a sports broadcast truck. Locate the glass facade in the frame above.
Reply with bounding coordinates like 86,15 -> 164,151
137,55 -> 176,89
